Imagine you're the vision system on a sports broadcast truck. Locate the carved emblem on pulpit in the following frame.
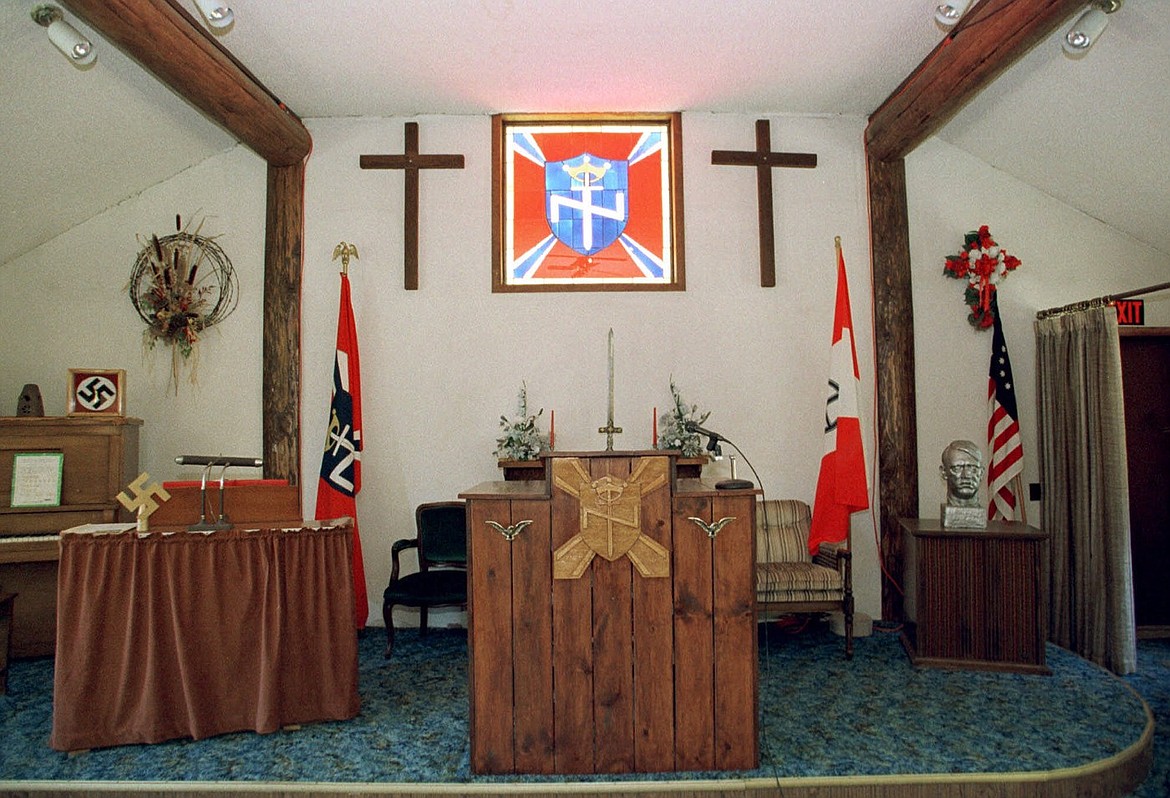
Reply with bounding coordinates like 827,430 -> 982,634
552,457 -> 670,579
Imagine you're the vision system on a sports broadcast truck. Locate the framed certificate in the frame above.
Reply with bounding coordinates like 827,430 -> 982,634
11,452 -> 64,508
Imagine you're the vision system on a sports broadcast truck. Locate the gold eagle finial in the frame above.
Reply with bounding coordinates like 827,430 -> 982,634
332,241 -> 359,274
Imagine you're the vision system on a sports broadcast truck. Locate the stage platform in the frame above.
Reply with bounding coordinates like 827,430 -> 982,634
0,623 -> 1156,798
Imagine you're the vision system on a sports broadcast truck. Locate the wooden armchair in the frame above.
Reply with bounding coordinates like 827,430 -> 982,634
755,499 -> 854,658
381,501 -> 468,657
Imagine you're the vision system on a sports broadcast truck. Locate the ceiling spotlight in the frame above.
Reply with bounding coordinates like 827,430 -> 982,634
193,0 -> 234,29
935,0 -> 972,27
1063,0 -> 1124,55
30,4 -> 95,67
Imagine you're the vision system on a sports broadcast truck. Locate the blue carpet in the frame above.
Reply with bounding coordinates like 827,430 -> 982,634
1125,638 -> 1170,797
0,622 -> 1158,791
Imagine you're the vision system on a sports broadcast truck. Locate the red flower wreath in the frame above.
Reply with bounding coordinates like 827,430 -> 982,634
943,225 -> 1021,329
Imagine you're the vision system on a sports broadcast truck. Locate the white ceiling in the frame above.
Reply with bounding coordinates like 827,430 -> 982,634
2,0 -> 1167,267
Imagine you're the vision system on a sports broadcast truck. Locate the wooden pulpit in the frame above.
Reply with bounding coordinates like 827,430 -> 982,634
461,450 -> 759,775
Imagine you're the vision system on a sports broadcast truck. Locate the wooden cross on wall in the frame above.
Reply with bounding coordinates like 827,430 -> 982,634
711,119 -> 817,287
360,122 -> 465,290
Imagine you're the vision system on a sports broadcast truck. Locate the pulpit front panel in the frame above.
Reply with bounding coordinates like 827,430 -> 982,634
464,454 -> 758,775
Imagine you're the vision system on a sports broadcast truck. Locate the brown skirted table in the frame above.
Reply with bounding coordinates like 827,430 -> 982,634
49,521 -> 360,751
899,517 -> 1049,675
463,450 -> 760,775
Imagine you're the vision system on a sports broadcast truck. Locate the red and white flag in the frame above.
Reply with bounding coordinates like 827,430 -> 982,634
809,240 -> 870,554
315,272 -> 369,628
987,298 -> 1023,520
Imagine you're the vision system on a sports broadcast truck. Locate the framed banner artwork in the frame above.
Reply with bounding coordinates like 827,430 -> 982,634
492,112 -> 685,292
67,368 -> 125,416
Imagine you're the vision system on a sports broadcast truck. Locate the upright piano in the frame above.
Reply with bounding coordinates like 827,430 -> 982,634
0,416 -> 141,657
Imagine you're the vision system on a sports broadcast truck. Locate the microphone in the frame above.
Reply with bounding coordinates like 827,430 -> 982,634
683,422 -> 755,490
684,422 -> 725,441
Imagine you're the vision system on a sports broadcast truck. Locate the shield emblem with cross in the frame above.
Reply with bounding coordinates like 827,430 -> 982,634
580,475 -> 641,561
552,457 -> 670,579
545,153 -> 628,256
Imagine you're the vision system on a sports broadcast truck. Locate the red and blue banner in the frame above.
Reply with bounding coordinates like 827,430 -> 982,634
315,273 -> 368,629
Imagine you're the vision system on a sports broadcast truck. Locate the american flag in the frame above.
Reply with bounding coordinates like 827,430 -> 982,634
987,299 -> 1023,520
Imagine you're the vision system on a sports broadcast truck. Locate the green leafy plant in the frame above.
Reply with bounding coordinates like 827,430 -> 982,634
657,378 -> 710,457
494,383 -> 548,461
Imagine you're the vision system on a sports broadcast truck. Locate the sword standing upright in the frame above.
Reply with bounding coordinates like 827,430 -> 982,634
598,328 -> 623,450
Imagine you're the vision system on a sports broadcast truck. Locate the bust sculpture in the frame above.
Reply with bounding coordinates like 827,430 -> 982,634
939,439 -> 987,529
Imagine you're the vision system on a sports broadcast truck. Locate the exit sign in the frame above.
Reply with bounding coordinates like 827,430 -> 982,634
1115,299 -> 1144,326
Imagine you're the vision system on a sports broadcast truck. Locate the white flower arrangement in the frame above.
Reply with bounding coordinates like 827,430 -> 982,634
494,383 -> 549,461
656,378 -> 710,457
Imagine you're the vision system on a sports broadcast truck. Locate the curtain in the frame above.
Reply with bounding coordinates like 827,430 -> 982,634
1036,305 -> 1136,674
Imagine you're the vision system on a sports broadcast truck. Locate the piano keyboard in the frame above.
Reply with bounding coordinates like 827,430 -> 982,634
0,534 -> 61,565
1,534 -> 59,543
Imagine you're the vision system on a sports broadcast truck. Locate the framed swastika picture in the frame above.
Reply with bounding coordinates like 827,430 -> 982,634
67,368 -> 125,417
492,112 -> 685,293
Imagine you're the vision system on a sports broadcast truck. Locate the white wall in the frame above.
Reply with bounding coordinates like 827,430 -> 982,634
0,146 -> 267,483
300,112 -> 879,624
13,116 -> 1163,630
905,136 -> 1169,521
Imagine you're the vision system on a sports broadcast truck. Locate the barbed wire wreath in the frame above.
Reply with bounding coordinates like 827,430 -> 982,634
942,225 -> 1021,330
128,217 -> 238,389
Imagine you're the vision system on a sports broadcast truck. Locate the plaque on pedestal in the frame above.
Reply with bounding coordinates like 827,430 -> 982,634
941,504 -> 987,530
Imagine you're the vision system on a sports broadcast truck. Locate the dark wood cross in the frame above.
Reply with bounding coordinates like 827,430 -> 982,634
711,119 -> 817,288
360,122 -> 465,290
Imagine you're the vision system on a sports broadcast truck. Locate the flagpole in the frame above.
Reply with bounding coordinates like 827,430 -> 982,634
1013,473 -> 1028,526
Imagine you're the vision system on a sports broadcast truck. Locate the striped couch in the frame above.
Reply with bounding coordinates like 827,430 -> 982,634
755,499 -> 854,658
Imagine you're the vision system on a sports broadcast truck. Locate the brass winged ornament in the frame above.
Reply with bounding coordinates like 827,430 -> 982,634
688,516 -> 736,540
484,519 -> 532,542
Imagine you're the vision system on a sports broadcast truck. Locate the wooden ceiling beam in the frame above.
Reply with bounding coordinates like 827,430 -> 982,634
61,0 -> 311,166
866,0 -> 1085,161
61,0 -> 309,487
864,0 -> 1087,620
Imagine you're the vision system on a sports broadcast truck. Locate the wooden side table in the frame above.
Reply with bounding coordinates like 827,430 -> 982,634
0,592 -> 15,694
899,518 -> 1049,674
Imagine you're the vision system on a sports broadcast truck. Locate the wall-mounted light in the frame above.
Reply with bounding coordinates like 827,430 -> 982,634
193,0 -> 234,30
935,0 -> 972,27
30,4 -> 95,67
1063,0 -> 1124,56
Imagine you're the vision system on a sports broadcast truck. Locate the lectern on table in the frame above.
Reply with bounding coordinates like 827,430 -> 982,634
461,450 -> 760,775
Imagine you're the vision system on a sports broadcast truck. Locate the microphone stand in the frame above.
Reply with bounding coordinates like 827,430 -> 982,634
685,424 -> 757,490
175,455 -> 264,531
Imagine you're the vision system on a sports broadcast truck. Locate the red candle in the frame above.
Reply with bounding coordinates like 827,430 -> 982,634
652,406 -> 657,448
549,409 -> 555,450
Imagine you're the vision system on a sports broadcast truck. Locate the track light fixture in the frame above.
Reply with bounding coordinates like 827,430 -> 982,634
193,0 -> 234,29
1063,0 -> 1124,56
934,0 -> 972,27
30,4 -> 95,67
